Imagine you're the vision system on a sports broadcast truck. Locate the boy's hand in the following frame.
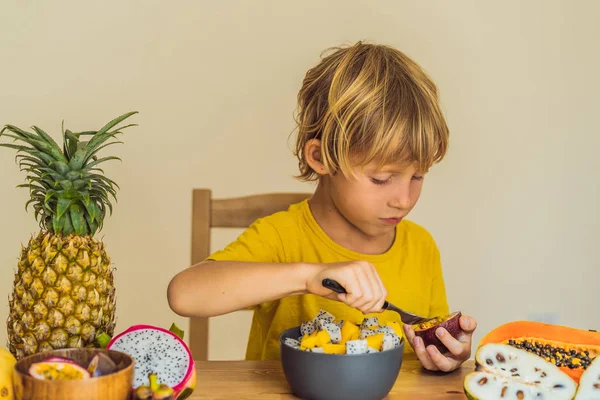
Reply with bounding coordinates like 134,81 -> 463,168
403,315 -> 477,372
305,261 -> 387,314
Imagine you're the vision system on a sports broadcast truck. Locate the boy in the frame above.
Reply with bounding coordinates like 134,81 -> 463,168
168,41 -> 477,372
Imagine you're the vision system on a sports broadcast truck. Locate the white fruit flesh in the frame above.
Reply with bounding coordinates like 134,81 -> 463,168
575,356 -> 600,399
464,344 -> 577,400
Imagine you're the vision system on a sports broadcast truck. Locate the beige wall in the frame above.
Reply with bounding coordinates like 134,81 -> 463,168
0,1 -> 598,361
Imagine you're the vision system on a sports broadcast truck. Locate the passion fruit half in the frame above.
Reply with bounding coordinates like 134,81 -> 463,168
412,311 -> 462,353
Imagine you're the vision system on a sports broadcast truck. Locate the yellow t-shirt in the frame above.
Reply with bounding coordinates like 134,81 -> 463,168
206,199 -> 449,360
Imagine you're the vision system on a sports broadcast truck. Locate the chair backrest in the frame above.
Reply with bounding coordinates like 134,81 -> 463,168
189,188 -> 312,360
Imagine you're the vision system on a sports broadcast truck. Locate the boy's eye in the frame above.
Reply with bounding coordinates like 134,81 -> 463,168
412,175 -> 424,181
370,177 -> 391,185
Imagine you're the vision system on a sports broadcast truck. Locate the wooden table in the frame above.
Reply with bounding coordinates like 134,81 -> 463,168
192,355 -> 475,399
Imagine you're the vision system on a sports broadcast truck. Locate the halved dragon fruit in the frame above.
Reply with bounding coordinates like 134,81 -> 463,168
106,325 -> 196,400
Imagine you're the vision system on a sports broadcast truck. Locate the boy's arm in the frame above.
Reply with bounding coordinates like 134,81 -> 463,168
167,260 -> 318,317
167,217 -> 389,317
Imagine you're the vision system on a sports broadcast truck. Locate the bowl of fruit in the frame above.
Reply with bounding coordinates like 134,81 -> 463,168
279,309 -> 405,400
12,348 -> 133,400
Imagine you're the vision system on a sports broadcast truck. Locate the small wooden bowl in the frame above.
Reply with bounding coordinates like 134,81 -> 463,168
12,348 -> 134,400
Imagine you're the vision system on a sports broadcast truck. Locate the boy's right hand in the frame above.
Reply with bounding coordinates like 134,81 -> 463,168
305,261 -> 387,314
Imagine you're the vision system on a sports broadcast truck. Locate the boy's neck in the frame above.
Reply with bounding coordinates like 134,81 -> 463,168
308,180 -> 396,255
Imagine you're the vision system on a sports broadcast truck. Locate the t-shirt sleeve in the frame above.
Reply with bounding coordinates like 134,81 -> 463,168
206,217 -> 286,263
428,241 -> 450,317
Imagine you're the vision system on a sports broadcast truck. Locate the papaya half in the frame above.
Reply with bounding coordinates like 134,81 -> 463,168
478,320 -> 600,384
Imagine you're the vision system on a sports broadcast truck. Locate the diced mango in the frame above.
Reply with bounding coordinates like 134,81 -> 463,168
366,333 -> 385,351
301,334 -> 319,349
322,343 -> 346,354
316,329 -> 331,346
385,321 -> 403,336
341,321 -> 360,343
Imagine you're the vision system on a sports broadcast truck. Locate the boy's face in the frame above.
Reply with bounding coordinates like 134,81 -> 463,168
327,158 -> 425,237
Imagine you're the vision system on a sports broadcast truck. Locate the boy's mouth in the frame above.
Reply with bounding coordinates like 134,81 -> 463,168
380,217 -> 403,225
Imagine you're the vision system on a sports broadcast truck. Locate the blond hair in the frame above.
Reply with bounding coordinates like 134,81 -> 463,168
293,41 -> 449,181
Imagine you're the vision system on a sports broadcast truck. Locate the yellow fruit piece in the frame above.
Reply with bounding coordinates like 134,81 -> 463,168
341,321 -> 360,344
300,335 -> 319,349
385,321 -> 403,336
0,347 -> 16,400
323,343 -> 346,354
316,330 -> 331,346
366,333 -> 385,351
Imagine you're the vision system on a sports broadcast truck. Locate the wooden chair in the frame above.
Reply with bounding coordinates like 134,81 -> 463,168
189,188 -> 312,361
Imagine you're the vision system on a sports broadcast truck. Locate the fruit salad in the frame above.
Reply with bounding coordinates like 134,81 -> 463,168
284,309 -> 404,355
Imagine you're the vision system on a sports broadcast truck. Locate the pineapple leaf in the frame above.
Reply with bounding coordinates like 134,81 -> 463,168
95,111 -> 138,137
82,198 -> 97,222
64,129 -> 80,160
44,189 -> 58,204
16,154 -> 49,167
58,180 -> 73,191
57,198 -> 72,220
73,179 -> 87,190
1,143 -> 56,164
52,211 -> 65,234
30,126 -> 66,161
85,212 -> 98,234
90,174 -> 120,190
69,203 -> 86,235
48,160 -> 70,175
27,177 -> 53,190
63,211 -> 75,235
68,111 -> 137,170
82,156 -> 122,171
83,139 -> 124,165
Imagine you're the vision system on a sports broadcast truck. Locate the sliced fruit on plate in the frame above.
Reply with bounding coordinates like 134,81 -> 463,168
463,343 -> 577,400
479,320 -> 600,383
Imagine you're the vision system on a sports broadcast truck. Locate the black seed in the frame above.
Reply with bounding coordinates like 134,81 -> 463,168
486,358 -> 493,366
554,384 -> 564,389
478,377 -> 487,385
510,368 -> 518,372
496,353 -> 505,363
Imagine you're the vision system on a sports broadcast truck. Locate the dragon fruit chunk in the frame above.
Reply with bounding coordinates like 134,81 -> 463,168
374,326 -> 395,336
360,317 -> 379,330
323,323 -> 342,344
311,347 -> 325,353
346,339 -> 368,355
314,309 -> 335,324
382,333 -> 402,351
300,321 -> 316,336
284,338 -> 301,349
359,329 -> 377,340
366,347 -> 380,353
106,324 -> 196,400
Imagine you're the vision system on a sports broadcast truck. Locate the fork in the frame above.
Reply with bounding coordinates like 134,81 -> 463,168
321,278 -> 436,326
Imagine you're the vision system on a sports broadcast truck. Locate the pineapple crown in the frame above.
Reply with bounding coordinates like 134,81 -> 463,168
0,111 -> 138,236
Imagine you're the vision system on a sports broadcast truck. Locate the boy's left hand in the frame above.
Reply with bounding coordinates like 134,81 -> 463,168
403,315 -> 477,373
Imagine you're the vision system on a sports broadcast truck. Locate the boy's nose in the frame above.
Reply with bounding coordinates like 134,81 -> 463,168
390,191 -> 411,210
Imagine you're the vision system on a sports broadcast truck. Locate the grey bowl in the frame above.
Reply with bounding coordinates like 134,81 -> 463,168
279,326 -> 404,400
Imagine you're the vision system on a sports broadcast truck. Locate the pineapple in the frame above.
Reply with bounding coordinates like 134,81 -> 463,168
0,111 -> 138,359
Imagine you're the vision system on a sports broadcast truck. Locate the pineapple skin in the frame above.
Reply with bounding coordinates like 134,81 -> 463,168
7,232 -> 116,359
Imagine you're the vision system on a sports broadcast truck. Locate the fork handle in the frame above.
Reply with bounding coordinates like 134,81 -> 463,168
321,278 -> 390,309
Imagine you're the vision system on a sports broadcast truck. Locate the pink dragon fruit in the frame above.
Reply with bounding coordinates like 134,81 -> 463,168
106,324 -> 196,400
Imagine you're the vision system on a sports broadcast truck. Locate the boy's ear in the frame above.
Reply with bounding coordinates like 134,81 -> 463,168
304,139 -> 329,176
